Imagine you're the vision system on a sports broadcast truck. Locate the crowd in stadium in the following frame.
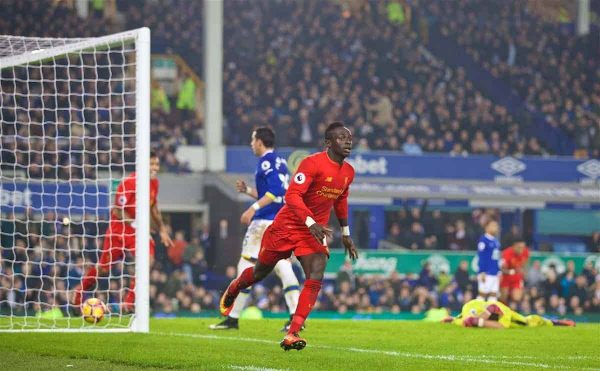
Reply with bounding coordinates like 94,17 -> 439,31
1,212 -> 598,317
220,0 -> 553,157
382,203 -> 496,251
423,0 -> 600,158
150,234 -> 600,317
0,0 -> 192,176
3,0 -> 598,161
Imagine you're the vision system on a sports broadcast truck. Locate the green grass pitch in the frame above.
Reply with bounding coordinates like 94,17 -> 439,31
0,318 -> 598,370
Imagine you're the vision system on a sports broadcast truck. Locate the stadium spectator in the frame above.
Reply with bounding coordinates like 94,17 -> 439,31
5,0 -> 596,164
542,269 -> 563,300
453,261 -> 471,293
589,232 -> 600,253
526,260 -> 545,289
417,262 -> 438,292
167,231 -> 188,267
422,0 -> 600,158
2,213 -> 599,319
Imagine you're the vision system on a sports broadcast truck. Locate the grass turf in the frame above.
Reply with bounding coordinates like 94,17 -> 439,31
0,318 -> 598,370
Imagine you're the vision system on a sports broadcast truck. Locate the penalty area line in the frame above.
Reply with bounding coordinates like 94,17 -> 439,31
154,331 -> 594,370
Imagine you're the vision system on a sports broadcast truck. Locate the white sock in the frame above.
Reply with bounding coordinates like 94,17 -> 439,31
229,257 -> 255,319
229,290 -> 251,319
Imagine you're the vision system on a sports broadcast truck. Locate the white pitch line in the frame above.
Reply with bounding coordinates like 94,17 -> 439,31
228,365 -> 289,371
154,331 -> 600,370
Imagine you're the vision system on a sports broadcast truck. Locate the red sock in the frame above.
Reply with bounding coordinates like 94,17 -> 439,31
80,266 -> 98,292
229,267 -> 257,296
288,279 -> 321,334
125,277 -> 136,307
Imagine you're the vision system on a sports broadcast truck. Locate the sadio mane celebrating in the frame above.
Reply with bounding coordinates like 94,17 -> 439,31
219,122 -> 358,351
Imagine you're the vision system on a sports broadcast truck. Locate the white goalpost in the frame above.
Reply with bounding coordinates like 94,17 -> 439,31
0,28 -> 150,332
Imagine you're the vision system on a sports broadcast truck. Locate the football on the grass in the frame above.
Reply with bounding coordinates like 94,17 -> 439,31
82,298 -> 107,324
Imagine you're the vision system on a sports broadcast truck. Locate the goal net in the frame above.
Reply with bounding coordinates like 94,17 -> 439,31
0,28 -> 150,332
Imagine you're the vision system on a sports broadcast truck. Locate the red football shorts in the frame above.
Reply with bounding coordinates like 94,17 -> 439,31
257,226 -> 329,266
99,224 -> 155,266
500,275 -> 523,290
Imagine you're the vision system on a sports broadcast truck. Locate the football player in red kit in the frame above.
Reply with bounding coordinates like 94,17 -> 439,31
73,152 -> 173,311
219,122 -> 357,351
500,237 -> 530,304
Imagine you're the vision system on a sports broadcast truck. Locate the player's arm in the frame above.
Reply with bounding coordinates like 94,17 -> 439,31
236,179 -> 258,199
286,158 -> 332,243
518,248 -> 530,274
500,250 -> 516,275
111,205 -> 134,226
463,316 -> 505,329
150,201 -> 174,248
334,177 -> 357,260
477,240 -> 487,282
240,166 -> 286,224
112,182 -> 135,226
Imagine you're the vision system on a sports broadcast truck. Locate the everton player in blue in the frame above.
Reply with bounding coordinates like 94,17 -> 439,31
210,127 -> 300,331
477,220 -> 501,302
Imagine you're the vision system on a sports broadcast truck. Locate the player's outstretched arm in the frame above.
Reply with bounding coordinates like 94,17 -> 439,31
151,202 -> 174,247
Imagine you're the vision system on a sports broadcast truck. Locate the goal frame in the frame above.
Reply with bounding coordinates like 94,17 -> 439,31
0,28 -> 151,333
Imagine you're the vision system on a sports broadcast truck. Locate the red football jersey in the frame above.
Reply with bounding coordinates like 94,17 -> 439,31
111,172 -> 159,231
502,245 -> 530,279
269,151 -> 355,239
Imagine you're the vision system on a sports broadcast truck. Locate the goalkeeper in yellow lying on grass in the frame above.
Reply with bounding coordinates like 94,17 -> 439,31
443,299 -> 576,329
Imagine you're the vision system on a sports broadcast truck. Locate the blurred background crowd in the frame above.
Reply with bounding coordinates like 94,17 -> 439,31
1,209 -> 598,317
1,0 -> 598,161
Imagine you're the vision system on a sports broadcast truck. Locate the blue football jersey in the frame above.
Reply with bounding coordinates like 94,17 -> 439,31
253,151 -> 288,220
477,234 -> 500,275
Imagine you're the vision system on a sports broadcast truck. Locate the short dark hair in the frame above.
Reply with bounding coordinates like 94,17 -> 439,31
150,150 -> 158,158
254,126 -> 275,148
325,122 -> 346,140
512,235 -> 526,244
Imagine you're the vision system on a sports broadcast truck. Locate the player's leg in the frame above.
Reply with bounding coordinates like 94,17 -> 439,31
523,314 -> 550,327
73,231 -> 121,306
123,236 -> 154,312
227,257 -> 255,319
220,257 -> 278,316
219,228 -> 290,316
211,256 -> 255,329
273,258 -> 300,331
500,286 -> 510,304
525,315 -> 575,327
551,318 -> 576,327
281,251 -> 327,351
216,220 -> 267,325
476,273 -> 488,300
486,275 -> 499,302
510,284 -> 524,303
